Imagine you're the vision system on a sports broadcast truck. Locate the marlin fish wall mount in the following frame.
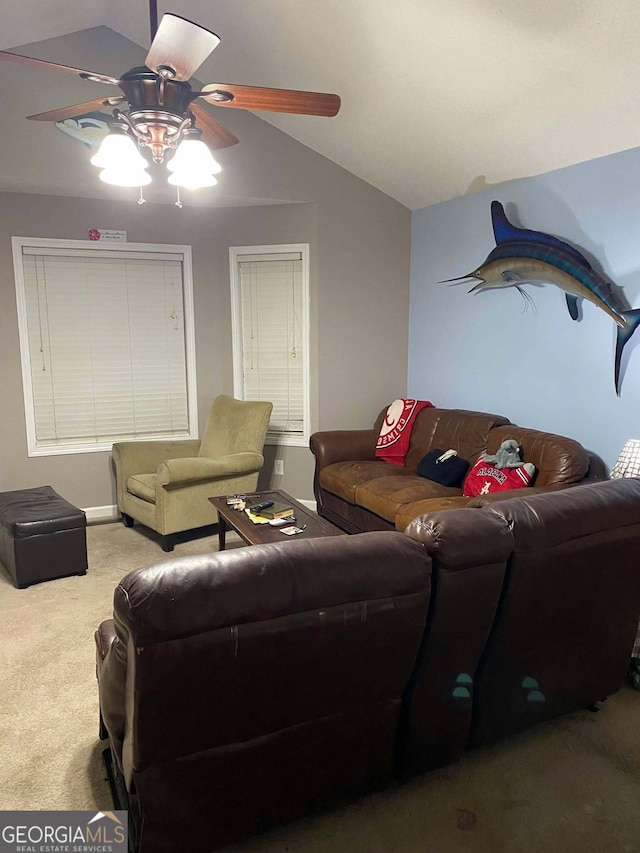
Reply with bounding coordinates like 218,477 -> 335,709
441,201 -> 640,395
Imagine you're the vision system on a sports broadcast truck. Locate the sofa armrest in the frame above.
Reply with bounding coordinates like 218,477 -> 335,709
157,452 -> 265,486
466,483 -> 578,507
96,612 -> 129,774
309,429 -> 378,471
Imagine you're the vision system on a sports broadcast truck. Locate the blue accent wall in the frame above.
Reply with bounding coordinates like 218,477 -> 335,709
408,147 -> 640,471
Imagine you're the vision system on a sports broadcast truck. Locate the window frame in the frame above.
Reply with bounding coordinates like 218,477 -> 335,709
12,236 -> 198,457
229,243 -> 311,447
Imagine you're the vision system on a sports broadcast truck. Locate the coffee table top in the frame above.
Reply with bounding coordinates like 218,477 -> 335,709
209,489 -> 345,547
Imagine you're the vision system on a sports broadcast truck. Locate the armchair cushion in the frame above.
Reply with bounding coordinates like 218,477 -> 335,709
127,474 -> 156,503
199,395 -> 273,458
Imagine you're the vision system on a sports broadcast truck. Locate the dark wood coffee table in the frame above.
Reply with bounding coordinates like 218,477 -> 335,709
209,489 -> 345,550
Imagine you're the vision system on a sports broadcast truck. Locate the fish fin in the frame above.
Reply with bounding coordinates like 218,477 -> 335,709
515,284 -> 538,314
490,200 -> 592,268
501,271 -> 523,282
491,201 -> 523,245
565,294 -> 580,320
615,308 -> 640,395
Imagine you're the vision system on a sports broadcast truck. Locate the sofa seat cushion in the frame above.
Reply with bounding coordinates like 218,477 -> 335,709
355,476 -> 463,524
395,496 -> 475,531
319,461 -> 415,503
127,473 -> 157,504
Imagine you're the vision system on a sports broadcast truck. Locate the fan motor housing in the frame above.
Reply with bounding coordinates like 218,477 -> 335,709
119,67 -> 195,115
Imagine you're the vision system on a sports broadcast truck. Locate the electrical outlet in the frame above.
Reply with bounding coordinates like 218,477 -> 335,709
274,459 -> 284,476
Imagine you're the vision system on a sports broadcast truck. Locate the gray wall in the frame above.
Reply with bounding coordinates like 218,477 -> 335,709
0,168 -> 409,510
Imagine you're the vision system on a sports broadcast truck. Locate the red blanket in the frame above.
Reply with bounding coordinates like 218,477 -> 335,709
375,398 -> 433,466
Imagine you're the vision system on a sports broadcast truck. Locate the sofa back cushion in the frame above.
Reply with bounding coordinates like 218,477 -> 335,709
485,425 -> 589,487
400,507 -> 513,775
109,531 -> 430,780
372,407 -> 509,472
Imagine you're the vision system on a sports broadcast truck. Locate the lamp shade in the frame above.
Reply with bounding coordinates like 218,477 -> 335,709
167,138 -> 221,175
610,439 -> 640,478
91,132 -> 148,170
167,171 -> 218,189
99,168 -> 152,187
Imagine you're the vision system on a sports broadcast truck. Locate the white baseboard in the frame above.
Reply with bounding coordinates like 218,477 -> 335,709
84,504 -> 119,523
83,498 -> 317,524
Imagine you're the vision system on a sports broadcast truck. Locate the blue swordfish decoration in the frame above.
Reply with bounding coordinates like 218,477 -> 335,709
441,200 -> 640,395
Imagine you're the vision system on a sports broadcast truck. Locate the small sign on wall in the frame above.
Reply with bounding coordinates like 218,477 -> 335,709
88,228 -> 127,242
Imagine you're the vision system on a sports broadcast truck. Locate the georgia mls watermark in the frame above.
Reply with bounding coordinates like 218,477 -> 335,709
0,811 -> 127,853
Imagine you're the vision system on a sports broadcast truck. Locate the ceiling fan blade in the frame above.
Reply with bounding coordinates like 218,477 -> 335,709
0,50 -> 119,85
198,83 -> 341,116
27,97 -> 126,122
145,13 -> 220,82
189,103 -> 239,150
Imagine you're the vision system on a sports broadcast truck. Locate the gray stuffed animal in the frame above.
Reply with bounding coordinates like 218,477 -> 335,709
482,439 -> 525,469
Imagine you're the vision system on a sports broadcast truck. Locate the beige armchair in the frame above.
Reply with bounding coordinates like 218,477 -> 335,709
112,395 -> 273,551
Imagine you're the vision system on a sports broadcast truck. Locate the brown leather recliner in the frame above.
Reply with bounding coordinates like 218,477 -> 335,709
403,478 -> 640,762
468,477 -> 640,748
397,505 -> 514,775
96,531 -> 432,853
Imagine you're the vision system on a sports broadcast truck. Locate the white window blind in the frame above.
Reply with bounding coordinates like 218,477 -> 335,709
14,239 -> 196,455
231,245 -> 309,445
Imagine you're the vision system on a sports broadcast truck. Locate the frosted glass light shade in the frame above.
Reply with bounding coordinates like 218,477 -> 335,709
91,132 -> 148,170
167,138 -> 221,175
168,171 -> 218,189
99,168 -> 152,187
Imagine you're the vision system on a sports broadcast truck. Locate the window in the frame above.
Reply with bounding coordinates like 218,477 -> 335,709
12,237 -> 197,457
230,244 -> 310,446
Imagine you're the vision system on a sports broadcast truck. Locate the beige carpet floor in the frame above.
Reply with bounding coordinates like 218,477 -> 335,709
1,521 -> 639,852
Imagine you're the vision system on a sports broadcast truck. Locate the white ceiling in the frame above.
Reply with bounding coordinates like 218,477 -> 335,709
3,0 -> 640,210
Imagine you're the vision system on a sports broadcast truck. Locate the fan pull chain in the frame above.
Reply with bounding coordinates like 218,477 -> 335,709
175,186 -> 183,208
138,185 -> 146,205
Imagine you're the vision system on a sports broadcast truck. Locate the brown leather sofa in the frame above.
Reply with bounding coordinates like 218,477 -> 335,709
310,405 -> 591,533
95,479 -> 640,851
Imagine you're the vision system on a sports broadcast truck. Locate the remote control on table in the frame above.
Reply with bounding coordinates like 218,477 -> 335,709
252,500 -> 274,512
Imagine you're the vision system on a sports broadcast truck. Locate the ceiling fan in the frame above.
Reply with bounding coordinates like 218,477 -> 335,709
0,0 -> 341,192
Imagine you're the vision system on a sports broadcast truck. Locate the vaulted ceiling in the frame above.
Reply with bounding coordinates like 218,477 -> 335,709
3,0 -> 640,210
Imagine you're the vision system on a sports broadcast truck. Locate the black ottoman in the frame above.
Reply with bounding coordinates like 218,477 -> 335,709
0,486 -> 87,589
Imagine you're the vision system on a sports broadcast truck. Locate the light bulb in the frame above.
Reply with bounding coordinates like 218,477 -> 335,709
99,168 -> 152,187
167,171 -> 218,189
167,138 -> 221,175
91,132 -> 148,171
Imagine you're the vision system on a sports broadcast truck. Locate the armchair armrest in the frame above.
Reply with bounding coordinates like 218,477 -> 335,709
157,452 -> 265,486
112,438 -> 202,478
309,429 -> 378,472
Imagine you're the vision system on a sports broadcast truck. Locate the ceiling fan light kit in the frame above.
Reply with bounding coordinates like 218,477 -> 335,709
2,3 -> 341,206
167,170 -> 217,189
90,127 -> 148,170
99,166 -> 152,187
